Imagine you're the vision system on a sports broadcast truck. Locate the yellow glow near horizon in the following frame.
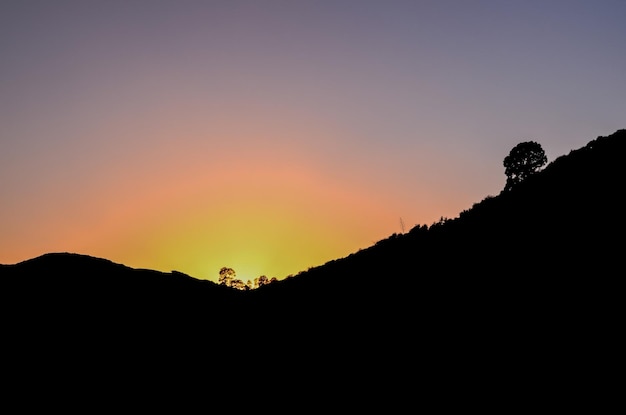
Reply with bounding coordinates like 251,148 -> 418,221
55,151 -> 398,283
0,107 -> 474,283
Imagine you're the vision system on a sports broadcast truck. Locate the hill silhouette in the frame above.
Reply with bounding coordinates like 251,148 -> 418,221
2,129 -> 623,405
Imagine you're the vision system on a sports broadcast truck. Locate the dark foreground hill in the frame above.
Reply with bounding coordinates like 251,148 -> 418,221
1,129 -> 624,406
248,129 -> 624,334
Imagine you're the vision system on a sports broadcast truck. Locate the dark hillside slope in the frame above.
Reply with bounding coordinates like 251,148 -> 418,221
257,129 -> 624,295
247,129 -> 624,365
237,130 -> 625,406
456,128 -> 625,273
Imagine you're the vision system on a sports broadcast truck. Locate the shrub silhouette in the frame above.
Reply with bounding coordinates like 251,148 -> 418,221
503,141 -> 547,191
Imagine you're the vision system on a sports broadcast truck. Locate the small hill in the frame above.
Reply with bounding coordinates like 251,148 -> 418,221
0,252 -> 246,357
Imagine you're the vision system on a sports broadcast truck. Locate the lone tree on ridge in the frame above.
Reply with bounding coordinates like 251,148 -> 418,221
503,141 -> 547,191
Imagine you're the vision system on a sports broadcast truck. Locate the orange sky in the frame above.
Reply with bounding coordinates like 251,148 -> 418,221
2,1 -> 624,282
1,116 -> 471,282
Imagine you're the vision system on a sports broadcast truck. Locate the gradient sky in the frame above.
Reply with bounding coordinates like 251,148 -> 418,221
2,1 -> 625,283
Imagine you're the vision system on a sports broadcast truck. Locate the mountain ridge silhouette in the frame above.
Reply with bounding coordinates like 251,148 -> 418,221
2,129 -> 623,405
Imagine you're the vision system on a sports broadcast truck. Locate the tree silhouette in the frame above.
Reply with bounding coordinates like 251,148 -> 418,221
503,141 -> 547,191
229,278 -> 246,290
218,267 -> 236,286
218,267 -> 277,290
255,275 -> 269,288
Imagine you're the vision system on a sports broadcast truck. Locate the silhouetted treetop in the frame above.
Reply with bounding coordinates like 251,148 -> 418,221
217,267 -> 276,290
218,267 -> 236,286
503,141 -> 547,191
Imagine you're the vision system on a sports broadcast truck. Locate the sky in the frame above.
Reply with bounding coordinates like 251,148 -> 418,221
1,0 -> 625,283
